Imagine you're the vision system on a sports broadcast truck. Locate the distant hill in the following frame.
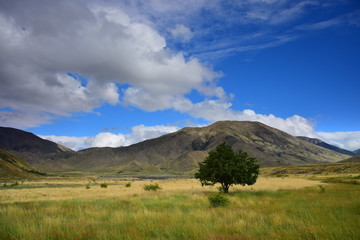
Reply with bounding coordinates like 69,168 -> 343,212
353,149 -> 360,155
340,155 -> 360,163
296,136 -> 354,156
0,149 -> 45,178
0,126 -> 75,169
261,162 -> 360,176
55,121 -> 349,173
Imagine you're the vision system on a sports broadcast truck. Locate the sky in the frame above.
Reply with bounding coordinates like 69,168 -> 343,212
0,0 -> 360,151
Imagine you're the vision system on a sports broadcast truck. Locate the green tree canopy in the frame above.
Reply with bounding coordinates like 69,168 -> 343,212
195,143 -> 259,193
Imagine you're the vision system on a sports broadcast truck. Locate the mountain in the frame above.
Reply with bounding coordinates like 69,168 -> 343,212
353,149 -> 360,155
0,126 -> 75,168
296,136 -> 355,156
0,149 -> 45,178
340,155 -> 360,163
54,121 -> 349,173
0,126 -> 72,154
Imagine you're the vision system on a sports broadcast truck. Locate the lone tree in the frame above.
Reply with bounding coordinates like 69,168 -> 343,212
195,143 -> 259,193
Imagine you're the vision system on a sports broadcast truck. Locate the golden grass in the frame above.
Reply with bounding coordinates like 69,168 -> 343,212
0,176 -> 323,204
261,162 -> 360,176
1,174 -> 360,240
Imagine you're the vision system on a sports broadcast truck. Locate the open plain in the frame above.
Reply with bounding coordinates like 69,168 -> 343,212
1,166 -> 359,240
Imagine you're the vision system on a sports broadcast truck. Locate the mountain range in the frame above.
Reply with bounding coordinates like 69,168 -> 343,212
0,121 -> 355,175
296,136 -> 356,156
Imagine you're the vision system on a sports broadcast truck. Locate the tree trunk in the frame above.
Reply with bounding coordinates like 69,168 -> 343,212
222,183 -> 229,193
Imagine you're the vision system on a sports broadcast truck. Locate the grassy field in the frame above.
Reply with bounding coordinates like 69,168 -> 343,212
0,174 -> 359,240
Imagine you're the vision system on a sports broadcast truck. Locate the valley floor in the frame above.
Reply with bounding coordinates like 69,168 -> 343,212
0,176 -> 323,204
0,173 -> 359,239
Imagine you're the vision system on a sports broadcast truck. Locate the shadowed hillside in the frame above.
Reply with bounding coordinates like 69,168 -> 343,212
0,149 -> 45,178
353,149 -> 360,155
0,127 -> 72,154
0,126 -> 75,169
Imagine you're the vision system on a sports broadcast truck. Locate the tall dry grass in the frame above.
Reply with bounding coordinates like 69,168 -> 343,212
0,177 -> 359,239
0,177 -> 321,203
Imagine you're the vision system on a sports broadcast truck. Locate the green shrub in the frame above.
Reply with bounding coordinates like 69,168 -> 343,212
85,184 -> 91,189
318,184 -> 325,193
125,182 -> 131,188
217,186 -> 224,193
143,183 -> 161,191
12,181 -> 19,187
100,183 -> 108,188
208,193 -> 230,207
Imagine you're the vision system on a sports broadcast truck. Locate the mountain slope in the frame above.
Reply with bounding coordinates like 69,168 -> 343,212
340,155 -> 360,163
0,126 -> 72,154
0,126 -> 75,169
353,149 -> 360,155
0,149 -> 45,178
296,136 -> 354,156
57,121 -> 349,173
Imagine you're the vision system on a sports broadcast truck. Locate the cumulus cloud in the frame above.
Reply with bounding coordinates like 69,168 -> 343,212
0,111 -> 54,129
40,124 -> 179,150
184,99 -> 316,137
317,132 -> 360,151
1,0 -> 355,129
170,24 -> 193,43
38,135 -> 92,151
0,0 -> 221,127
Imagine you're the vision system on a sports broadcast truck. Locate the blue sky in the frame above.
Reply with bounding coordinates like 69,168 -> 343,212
0,0 -> 359,151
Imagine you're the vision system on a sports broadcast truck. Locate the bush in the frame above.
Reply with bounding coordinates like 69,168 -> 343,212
143,183 -> 161,191
208,193 -> 230,207
3,182 -> 19,188
12,181 -> 19,187
125,182 -> 131,188
100,183 -> 108,188
85,184 -> 91,189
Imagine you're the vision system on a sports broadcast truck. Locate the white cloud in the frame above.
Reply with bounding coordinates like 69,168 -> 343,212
38,135 -> 91,151
0,0 -> 221,127
1,0 -> 355,129
40,124 -> 179,150
186,99 -> 316,137
91,132 -> 129,148
317,132 -> 360,151
170,24 -> 193,43
0,111 -> 54,129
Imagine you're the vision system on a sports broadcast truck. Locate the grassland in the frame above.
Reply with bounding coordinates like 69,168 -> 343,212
0,171 -> 359,240
261,162 -> 360,177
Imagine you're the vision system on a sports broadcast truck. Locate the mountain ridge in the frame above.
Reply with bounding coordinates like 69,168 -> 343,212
296,136 -> 355,156
0,126 -> 73,154
0,122 -> 351,173
52,121 -> 349,173
0,126 -> 76,169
